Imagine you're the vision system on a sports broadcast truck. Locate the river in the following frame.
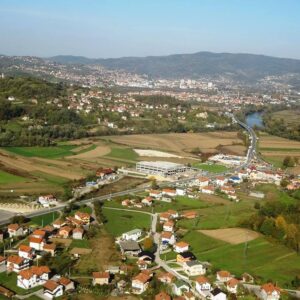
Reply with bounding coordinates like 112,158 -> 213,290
245,111 -> 264,128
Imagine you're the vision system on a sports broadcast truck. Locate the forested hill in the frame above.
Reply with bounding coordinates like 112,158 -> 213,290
49,52 -> 300,80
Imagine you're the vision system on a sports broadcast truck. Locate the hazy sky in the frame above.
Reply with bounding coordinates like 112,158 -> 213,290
1,0 -> 300,59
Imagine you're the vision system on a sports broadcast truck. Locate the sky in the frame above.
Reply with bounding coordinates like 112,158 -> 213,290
0,0 -> 300,59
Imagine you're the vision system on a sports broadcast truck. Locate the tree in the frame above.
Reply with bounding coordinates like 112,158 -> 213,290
283,156 -> 294,168
143,237 -> 154,251
260,217 -> 275,236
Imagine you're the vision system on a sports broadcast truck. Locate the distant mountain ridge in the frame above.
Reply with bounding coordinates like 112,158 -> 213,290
48,52 -> 300,81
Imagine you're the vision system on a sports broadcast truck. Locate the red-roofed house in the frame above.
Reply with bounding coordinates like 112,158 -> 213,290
6,255 -> 30,273
260,283 -> 280,300
132,272 -> 151,294
92,272 -> 110,285
7,224 -> 24,238
29,236 -> 44,251
18,245 -> 35,260
17,266 -> 50,289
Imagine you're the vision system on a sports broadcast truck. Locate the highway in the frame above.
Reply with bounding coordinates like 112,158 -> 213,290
0,115 -> 257,226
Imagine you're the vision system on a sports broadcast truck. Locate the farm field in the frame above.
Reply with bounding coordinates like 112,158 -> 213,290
0,170 -> 25,184
199,228 -> 260,244
258,132 -> 300,171
105,131 -> 245,156
103,208 -> 151,236
183,231 -> 300,286
192,163 -> 229,173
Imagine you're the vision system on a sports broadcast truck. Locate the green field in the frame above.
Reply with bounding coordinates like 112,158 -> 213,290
70,239 -> 90,249
0,170 -> 26,184
30,211 -> 59,226
184,231 -> 300,286
103,208 -> 151,236
105,146 -> 138,162
3,145 -> 77,159
178,199 -> 254,230
255,184 -> 297,205
192,163 -> 229,173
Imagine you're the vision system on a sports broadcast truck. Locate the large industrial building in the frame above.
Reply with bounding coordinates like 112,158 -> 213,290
136,161 -> 187,177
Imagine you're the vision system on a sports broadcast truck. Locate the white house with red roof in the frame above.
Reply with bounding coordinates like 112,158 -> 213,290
18,245 -> 35,260
226,278 -> 240,294
217,271 -> 232,282
163,220 -> 174,232
174,241 -> 189,253
260,283 -> 281,300
7,224 -> 24,238
215,176 -> 228,186
6,255 -> 30,273
141,196 -> 153,206
132,272 -> 151,294
200,185 -> 215,195
29,236 -> 44,251
149,190 -> 162,198
17,266 -> 50,289
195,276 -> 211,296
195,177 -> 210,188
161,231 -> 176,245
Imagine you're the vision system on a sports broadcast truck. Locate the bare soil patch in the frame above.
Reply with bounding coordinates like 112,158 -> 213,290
50,238 -> 72,247
69,144 -> 111,159
106,131 -> 243,156
199,228 -> 260,244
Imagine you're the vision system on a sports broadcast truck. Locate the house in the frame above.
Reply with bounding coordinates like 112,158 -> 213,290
17,266 -> 50,289
177,251 -> 196,263
229,176 -> 242,184
173,280 -> 190,296
6,256 -> 30,273
72,227 -> 84,240
215,176 -> 228,186
32,229 -> 46,239
159,212 -> 171,222
260,283 -> 280,300
183,260 -> 206,276
155,291 -> 171,300
122,199 -> 131,206
58,277 -> 75,291
122,229 -> 142,241
226,278 -> 239,294
18,245 -> 35,260
161,231 -> 176,245
59,226 -> 72,238
201,185 -> 215,195
182,211 -> 197,219
163,220 -> 175,232
157,272 -> 175,284
149,190 -> 162,198
38,195 -> 57,208
176,188 -> 186,196
74,211 -> 91,225
167,210 -> 179,219
29,236 -> 44,251
174,241 -> 189,253
238,170 -> 248,179
132,272 -> 151,294
7,224 -> 24,238
220,186 -> 237,200
217,271 -> 232,282
241,273 -> 254,283
52,220 -> 66,229
119,240 -> 141,256
92,272 -> 110,285
210,288 -> 227,300
96,168 -> 114,178
195,276 -> 211,296
162,189 -> 177,197
195,176 -> 210,187
43,280 -> 64,299
43,243 -> 57,257
142,197 -> 153,206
